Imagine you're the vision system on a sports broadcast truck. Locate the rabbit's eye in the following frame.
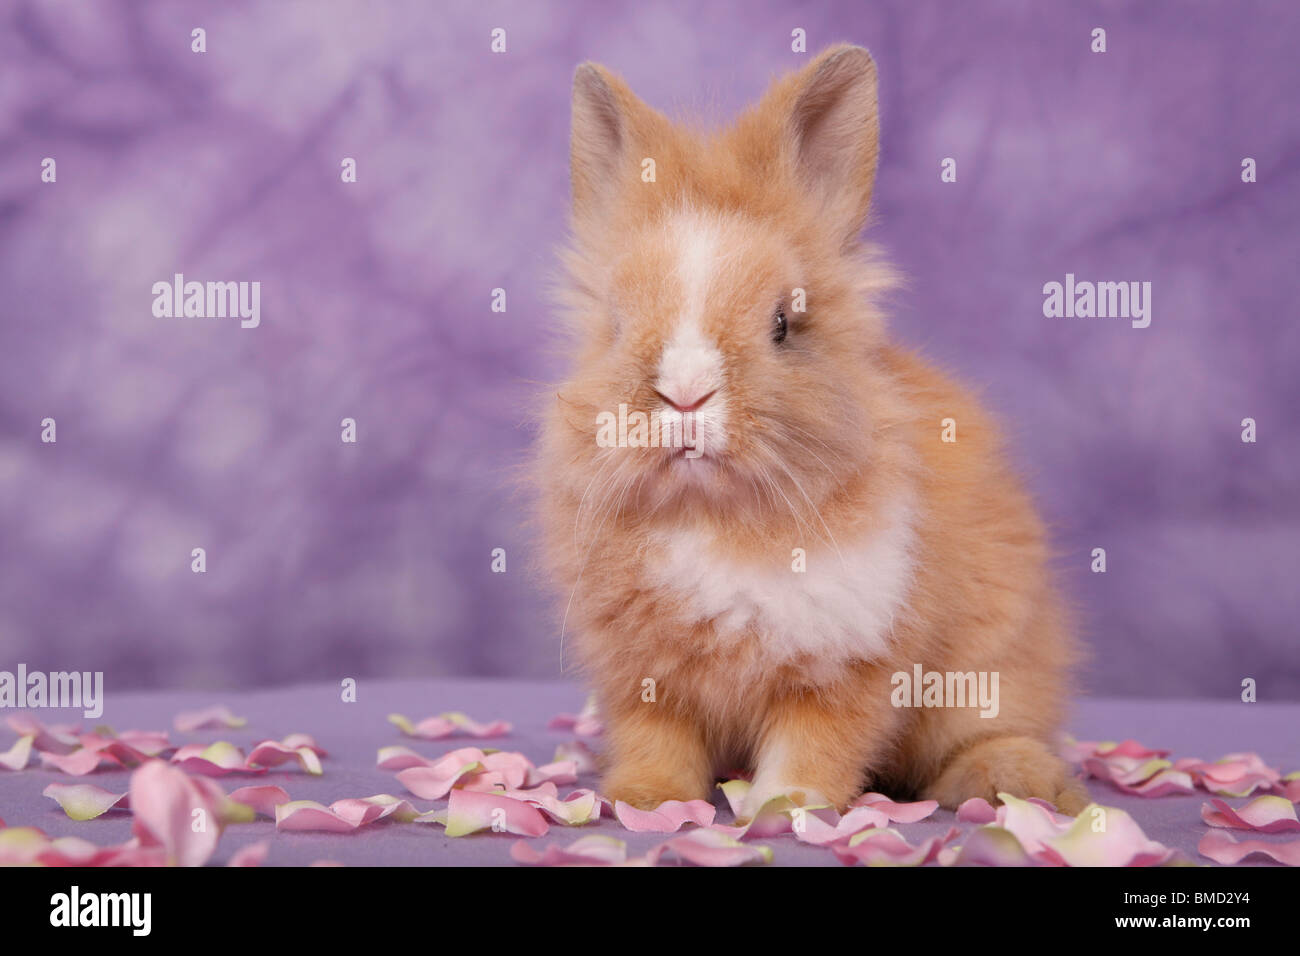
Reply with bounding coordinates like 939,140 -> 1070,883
772,308 -> 788,344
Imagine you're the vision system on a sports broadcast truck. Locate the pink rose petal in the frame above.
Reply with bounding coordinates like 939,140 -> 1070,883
1036,806 -> 1179,867
109,730 -> 175,757
1176,753 -> 1281,798
387,747 -> 550,798
995,793 -> 1075,857
276,794 -> 429,832
0,824 -> 172,868
547,696 -> 604,737
0,735 -> 33,771
1082,756 -> 1196,797
275,801 -> 361,833
43,783 -> 131,820
793,805 -> 890,846
40,747 -> 124,776
645,827 -> 773,867
553,740 -> 598,775
396,765 -> 481,799
389,712 -> 512,740
512,834 -> 628,866
129,760 -> 228,867
1198,829 -> 1300,866
956,797 -> 998,823
1202,796 -> 1300,833
850,792 -> 939,823
227,841 -> 269,867
443,789 -> 550,837
949,826 -> 1035,866
710,779 -> 824,839
614,798 -> 716,833
526,759 -> 579,788
277,733 -> 328,757
171,741 -> 256,776
1280,773 -> 1300,803
6,716 -> 82,753
499,784 -> 604,826
375,744 -> 444,770
226,785 -> 290,818
174,705 -> 247,733
830,827 -> 958,866
1062,738 -> 1170,763
246,739 -> 323,775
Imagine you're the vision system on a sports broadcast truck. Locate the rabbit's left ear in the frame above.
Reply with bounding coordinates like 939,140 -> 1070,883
780,45 -> 880,241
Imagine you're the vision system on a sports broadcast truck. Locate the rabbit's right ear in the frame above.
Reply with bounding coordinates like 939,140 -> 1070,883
570,63 -> 655,221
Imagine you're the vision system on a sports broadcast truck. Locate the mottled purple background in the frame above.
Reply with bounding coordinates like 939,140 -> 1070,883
1,0 -> 1297,698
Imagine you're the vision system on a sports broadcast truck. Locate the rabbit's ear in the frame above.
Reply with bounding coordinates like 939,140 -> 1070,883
780,45 -> 880,241
570,63 -> 658,222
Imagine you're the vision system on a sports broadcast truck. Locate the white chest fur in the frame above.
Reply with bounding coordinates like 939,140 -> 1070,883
643,497 -> 918,675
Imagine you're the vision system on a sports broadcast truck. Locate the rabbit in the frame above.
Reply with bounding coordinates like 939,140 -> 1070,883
535,43 -> 1087,820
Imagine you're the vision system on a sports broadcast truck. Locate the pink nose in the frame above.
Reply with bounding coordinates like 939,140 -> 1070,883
655,388 -> 716,413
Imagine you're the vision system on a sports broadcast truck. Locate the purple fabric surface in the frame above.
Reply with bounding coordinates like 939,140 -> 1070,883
0,2 -> 1296,698
1,681 -> 1297,866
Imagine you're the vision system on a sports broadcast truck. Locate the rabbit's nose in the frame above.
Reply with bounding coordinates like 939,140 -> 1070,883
654,388 -> 716,413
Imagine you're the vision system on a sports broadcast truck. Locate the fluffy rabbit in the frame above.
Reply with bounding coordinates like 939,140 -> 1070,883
536,44 -> 1086,818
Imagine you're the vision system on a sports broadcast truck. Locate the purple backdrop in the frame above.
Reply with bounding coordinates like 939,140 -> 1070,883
1,0 -> 1296,698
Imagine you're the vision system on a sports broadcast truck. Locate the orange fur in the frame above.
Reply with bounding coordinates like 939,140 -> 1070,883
535,46 -> 1085,816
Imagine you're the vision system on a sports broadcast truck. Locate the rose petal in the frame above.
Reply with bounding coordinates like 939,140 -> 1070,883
1177,753 -> 1281,797
43,783 -> 130,821
111,730 -> 174,758
275,794 -> 430,832
646,828 -> 773,867
174,705 -> 248,733
614,798 -> 716,833
547,696 -> 604,737
389,712 -> 512,740
850,792 -> 939,823
994,793 -> 1075,857
227,841 -> 269,867
717,779 -> 750,818
39,747 -> 124,776
1082,756 -> 1196,797
0,735 -> 33,771
949,826 -> 1036,866
830,827 -> 958,866
499,785 -> 604,826
226,785 -> 291,818
1280,772 -> 1300,803
275,801 -> 359,833
1202,796 -> 1300,833
246,740 -> 323,775
171,741 -> 254,776
956,797 -> 998,823
1036,802 -> 1179,866
6,716 -> 82,754
386,747 -> 546,797
793,805 -> 890,846
129,760 -> 227,867
552,740 -> 598,775
1198,829 -> 1300,866
526,759 -> 578,788
443,790 -> 550,837
512,834 -> 628,866
277,733 -> 328,757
